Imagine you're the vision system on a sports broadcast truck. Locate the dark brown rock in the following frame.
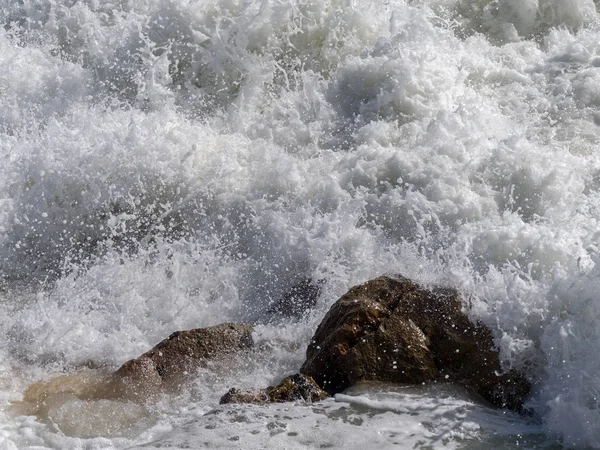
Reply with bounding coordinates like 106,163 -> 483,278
219,373 -> 328,405
113,323 -> 254,399
300,275 -> 530,412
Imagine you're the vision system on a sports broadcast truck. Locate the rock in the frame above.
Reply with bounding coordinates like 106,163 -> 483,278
266,373 -> 328,403
266,278 -> 324,320
16,323 -> 255,417
219,388 -> 269,404
113,323 -> 254,400
219,373 -> 328,405
300,275 -> 530,412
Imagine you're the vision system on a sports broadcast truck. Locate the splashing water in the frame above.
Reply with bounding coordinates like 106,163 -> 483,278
1,0 -> 600,448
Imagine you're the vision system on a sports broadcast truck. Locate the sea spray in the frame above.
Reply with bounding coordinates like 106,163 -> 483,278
1,0 -> 600,448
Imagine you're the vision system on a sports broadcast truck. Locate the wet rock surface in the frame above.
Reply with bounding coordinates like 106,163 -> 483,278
113,323 -> 254,399
300,275 -> 531,412
219,373 -> 328,405
15,323 -> 255,418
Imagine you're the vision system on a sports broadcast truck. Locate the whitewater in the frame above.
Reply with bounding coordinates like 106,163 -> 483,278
1,0 -> 600,448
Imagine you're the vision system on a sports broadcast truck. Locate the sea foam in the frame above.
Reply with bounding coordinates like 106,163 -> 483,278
1,0 -> 600,448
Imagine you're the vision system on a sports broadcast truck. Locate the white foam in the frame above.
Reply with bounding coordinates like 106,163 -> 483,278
2,0 -> 600,448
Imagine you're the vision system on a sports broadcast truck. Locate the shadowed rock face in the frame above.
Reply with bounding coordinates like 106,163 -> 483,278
266,278 -> 324,321
219,373 -> 328,405
300,275 -> 530,412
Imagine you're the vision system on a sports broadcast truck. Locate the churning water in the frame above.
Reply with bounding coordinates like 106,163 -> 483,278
1,0 -> 600,448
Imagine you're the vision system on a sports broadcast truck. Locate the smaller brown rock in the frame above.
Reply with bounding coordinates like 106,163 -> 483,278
219,388 -> 269,405
267,373 -> 329,403
15,323 -> 256,422
219,373 -> 328,405
113,323 -> 254,400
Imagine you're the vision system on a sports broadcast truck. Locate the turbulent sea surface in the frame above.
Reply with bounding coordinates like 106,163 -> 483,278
1,0 -> 600,448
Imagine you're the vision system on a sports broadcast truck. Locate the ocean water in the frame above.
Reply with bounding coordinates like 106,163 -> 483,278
1,0 -> 600,448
